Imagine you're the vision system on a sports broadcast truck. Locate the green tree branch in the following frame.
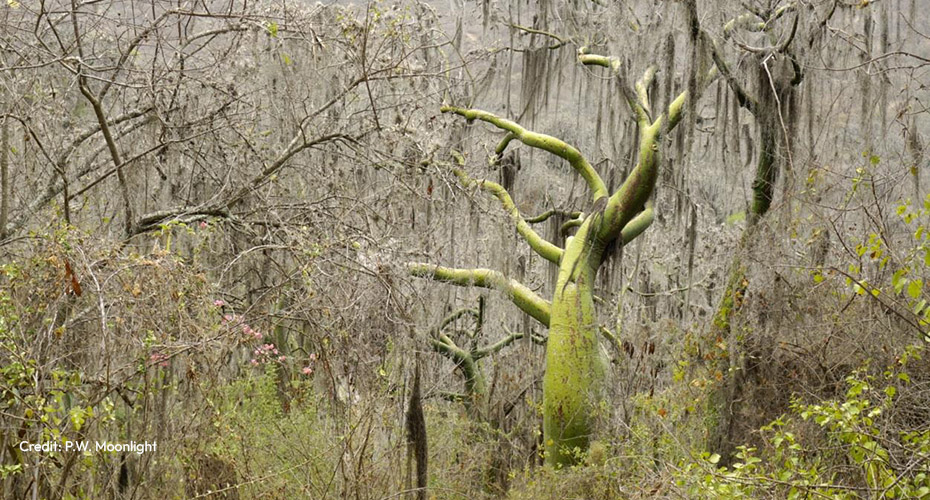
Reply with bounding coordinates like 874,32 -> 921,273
407,263 -> 551,327
452,168 -> 564,264
440,106 -> 608,201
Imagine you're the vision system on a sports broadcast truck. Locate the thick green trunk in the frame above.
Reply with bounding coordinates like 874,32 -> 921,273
543,280 -> 604,466
543,223 -> 605,467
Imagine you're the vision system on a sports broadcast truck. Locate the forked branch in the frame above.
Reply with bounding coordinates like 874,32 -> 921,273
440,106 -> 608,200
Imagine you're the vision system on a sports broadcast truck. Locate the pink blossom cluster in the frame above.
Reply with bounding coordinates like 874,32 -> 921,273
301,352 -> 318,376
149,352 -> 169,367
250,343 -> 285,366
216,303 -> 264,341
216,300 -> 317,377
241,322 -> 263,340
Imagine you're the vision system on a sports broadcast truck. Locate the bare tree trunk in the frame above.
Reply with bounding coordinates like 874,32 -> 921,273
405,359 -> 427,500
0,115 -> 9,239
879,3 -> 890,144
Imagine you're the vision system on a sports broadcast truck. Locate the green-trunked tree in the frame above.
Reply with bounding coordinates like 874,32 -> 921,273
409,42 -> 716,465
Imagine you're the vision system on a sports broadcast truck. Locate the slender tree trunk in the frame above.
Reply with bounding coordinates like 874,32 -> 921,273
0,115 -> 9,239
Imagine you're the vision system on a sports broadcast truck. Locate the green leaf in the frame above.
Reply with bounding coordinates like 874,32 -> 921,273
915,299 -> 927,316
893,270 -> 907,294
708,453 -> 720,464
909,280 -> 923,299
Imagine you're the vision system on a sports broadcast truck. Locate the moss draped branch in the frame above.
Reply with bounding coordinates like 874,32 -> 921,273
452,168 -> 563,263
440,106 -> 608,201
579,49 -> 700,132
734,10 -> 799,54
430,333 -> 470,361
578,47 -> 716,253
703,31 -> 759,114
493,133 -> 517,160
408,263 -> 551,327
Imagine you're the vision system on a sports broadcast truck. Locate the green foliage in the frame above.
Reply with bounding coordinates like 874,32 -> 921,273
678,351 -> 930,499
0,225 -> 233,496
842,193 -> 930,334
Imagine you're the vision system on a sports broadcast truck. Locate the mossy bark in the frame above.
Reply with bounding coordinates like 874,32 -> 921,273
706,109 -> 778,466
544,222 -> 605,466
543,281 -> 604,466
706,262 -> 749,463
706,25 -> 801,463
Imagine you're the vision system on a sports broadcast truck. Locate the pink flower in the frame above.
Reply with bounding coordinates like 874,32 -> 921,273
302,366 -> 313,375
149,353 -> 169,367
214,299 -> 226,307
309,353 -> 317,361
200,221 -> 208,229
253,331 -> 263,339
278,355 -> 286,362
250,359 -> 259,366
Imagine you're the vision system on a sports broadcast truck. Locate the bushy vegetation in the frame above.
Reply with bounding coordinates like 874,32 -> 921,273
1,222 -> 928,498
2,0 -> 930,498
